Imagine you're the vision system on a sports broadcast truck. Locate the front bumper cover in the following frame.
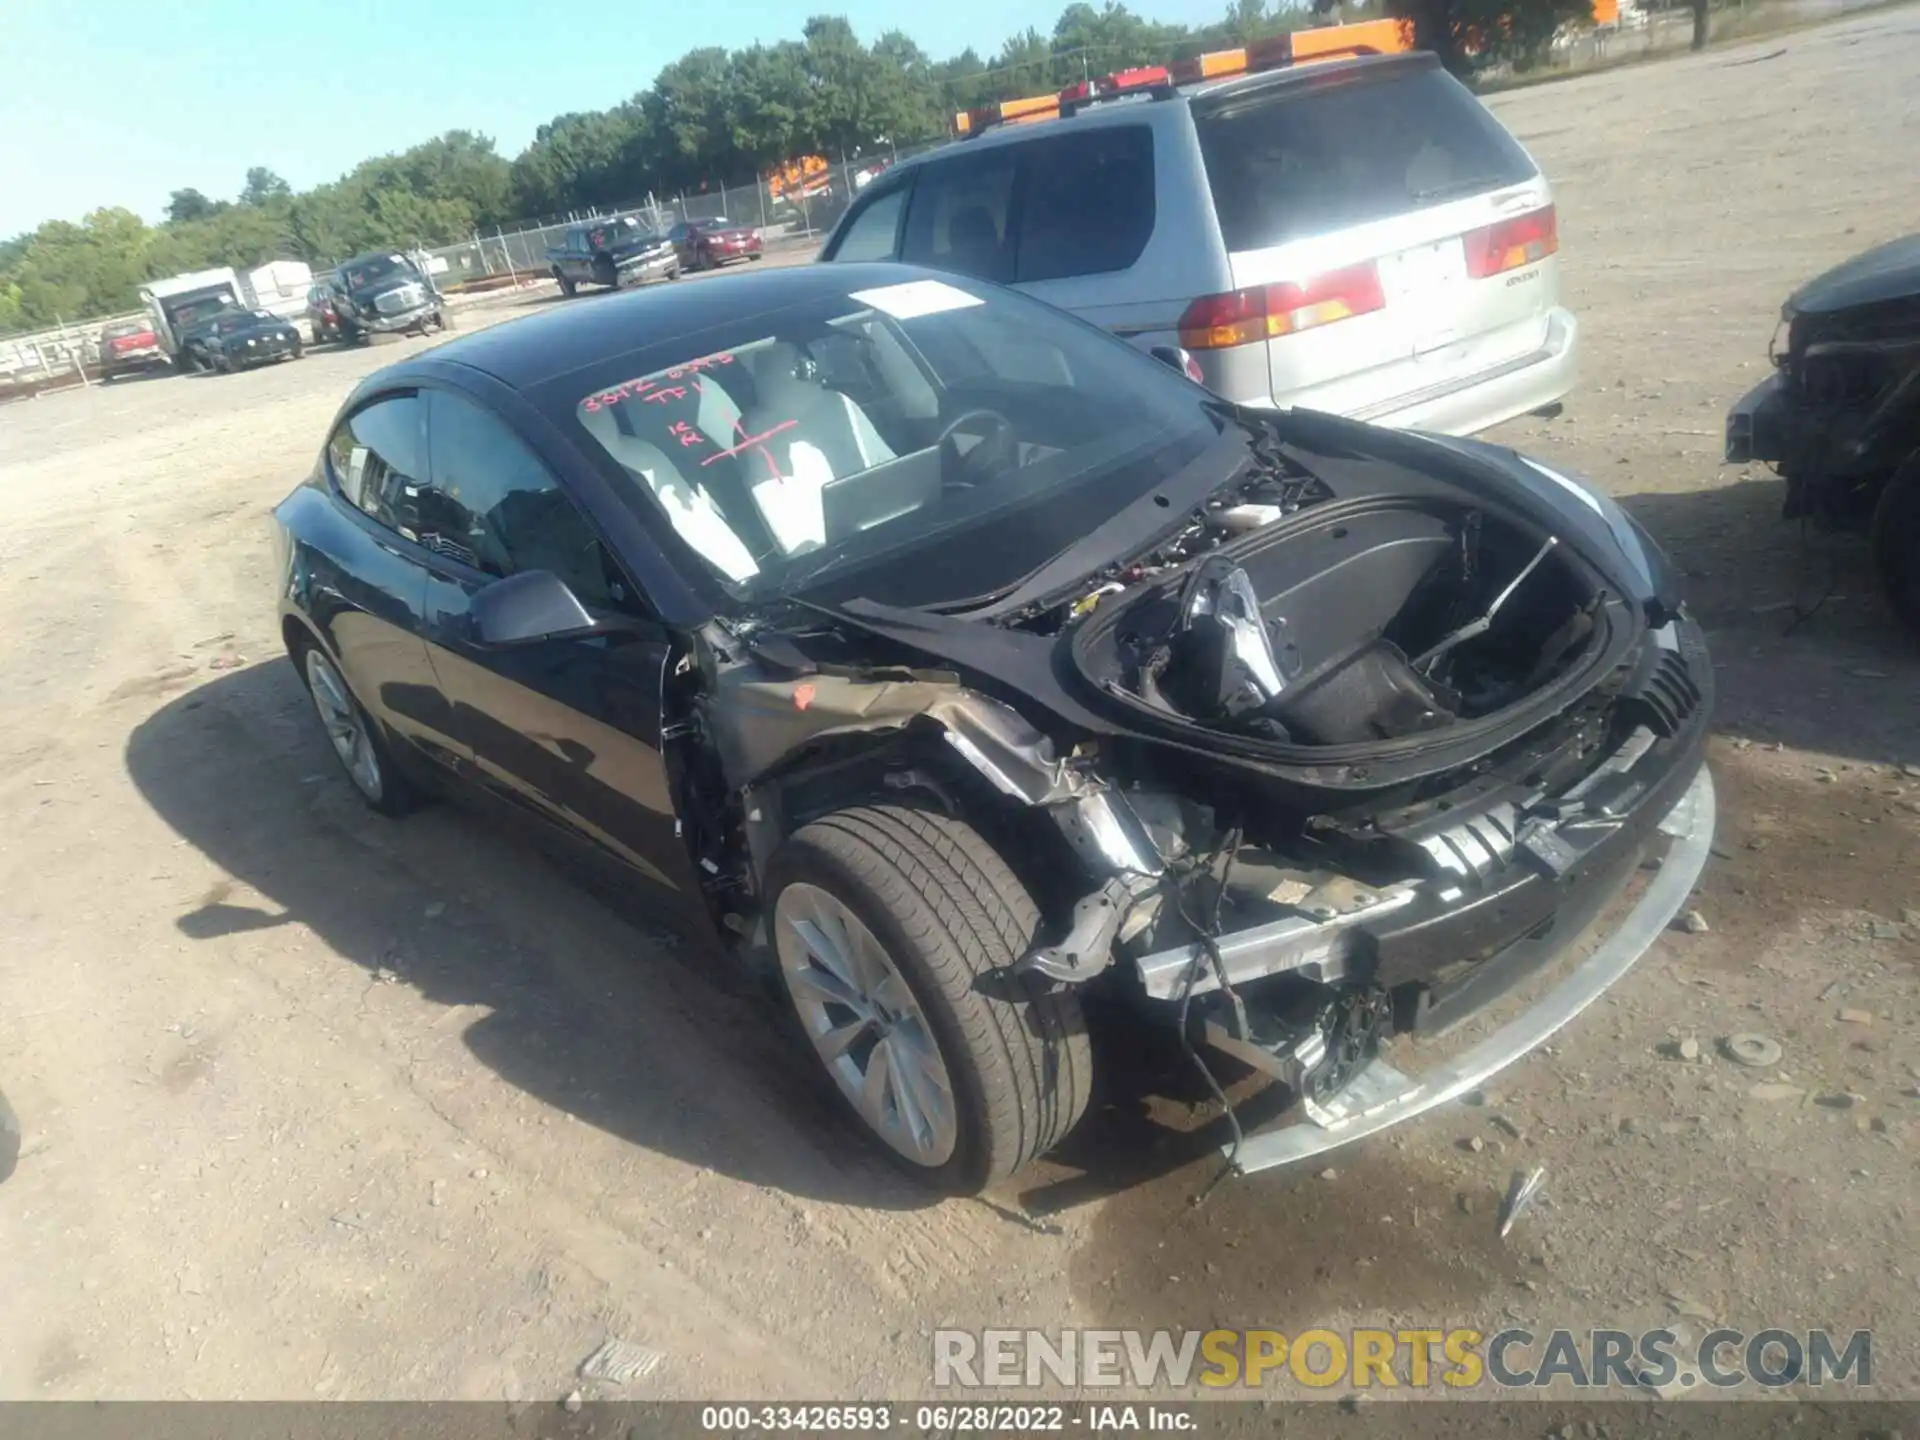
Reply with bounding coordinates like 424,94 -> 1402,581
1224,765 -> 1714,1173
1725,370 -> 1790,465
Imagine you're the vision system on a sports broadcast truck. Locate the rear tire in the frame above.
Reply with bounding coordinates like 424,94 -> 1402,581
555,270 -> 576,297
293,638 -> 419,818
764,805 -> 1092,1193
1871,450 -> 1920,637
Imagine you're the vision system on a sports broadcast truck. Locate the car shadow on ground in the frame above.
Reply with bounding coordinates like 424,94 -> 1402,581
1623,474 -> 1920,767
125,657 -> 1215,1215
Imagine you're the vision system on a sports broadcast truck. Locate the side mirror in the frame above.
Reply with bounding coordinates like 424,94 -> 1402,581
470,570 -> 598,646
1150,345 -> 1205,384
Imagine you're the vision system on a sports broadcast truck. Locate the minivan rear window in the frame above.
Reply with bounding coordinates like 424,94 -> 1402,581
1194,67 -> 1537,252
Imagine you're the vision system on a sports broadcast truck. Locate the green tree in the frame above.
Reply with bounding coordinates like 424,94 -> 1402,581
241,167 -> 292,207
165,189 -> 221,224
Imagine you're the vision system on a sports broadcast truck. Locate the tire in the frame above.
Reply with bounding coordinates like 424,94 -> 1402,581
292,637 -> 418,818
764,805 -> 1092,1193
0,1087 -> 18,1185
555,269 -> 576,297
1871,449 -> 1920,637
290,341 -> 304,361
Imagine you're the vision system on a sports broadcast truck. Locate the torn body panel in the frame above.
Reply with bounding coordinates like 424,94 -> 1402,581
1725,234 -> 1920,528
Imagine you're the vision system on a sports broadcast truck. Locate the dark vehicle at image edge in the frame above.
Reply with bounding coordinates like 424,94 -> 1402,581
1726,233 -> 1920,632
272,262 -> 1715,1193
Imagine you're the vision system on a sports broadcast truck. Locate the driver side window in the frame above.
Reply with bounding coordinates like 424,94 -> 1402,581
422,390 -> 645,616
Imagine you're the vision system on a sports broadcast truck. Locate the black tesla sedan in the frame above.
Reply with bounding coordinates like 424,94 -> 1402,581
273,262 -> 1715,1193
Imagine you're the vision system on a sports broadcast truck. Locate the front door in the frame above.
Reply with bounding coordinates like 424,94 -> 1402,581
411,386 -> 706,908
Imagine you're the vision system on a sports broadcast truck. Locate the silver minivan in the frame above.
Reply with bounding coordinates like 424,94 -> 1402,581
817,52 -> 1577,437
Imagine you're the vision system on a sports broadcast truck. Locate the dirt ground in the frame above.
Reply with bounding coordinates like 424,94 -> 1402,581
3,10 -> 1920,1408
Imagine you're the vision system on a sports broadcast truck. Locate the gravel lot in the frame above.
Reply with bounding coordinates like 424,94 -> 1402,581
3,10 -> 1919,1408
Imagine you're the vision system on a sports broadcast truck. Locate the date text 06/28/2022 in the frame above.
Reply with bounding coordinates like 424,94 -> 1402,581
699,1404 -> 1195,1432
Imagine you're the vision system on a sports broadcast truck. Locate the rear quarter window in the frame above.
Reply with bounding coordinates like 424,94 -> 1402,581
900,150 -> 1019,284
1014,125 -> 1155,283
1195,66 -> 1538,252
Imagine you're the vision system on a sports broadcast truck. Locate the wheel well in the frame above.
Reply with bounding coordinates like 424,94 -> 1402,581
751,726 -> 1090,938
281,614 -> 321,665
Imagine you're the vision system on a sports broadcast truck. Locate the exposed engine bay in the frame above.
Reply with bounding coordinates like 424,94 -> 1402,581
1077,497 -> 1602,750
663,410 -> 1712,1176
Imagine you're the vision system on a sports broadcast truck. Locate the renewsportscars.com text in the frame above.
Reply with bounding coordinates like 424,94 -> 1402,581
932,1327 -> 1873,1392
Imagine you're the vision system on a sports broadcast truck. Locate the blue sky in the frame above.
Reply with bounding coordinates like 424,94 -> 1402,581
4,0 -> 1230,236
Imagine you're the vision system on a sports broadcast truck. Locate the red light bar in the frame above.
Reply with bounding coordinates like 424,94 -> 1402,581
1110,64 -> 1169,89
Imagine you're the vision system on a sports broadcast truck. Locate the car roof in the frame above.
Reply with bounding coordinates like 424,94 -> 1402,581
377,261 -> 945,393
889,50 -> 1436,166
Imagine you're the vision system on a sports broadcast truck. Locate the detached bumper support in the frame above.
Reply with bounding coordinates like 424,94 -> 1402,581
1224,767 -> 1716,1175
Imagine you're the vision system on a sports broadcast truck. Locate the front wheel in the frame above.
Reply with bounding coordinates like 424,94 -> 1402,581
1871,451 -> 1920,636
765,806 -> 1091,1193
297,641 -> 417,817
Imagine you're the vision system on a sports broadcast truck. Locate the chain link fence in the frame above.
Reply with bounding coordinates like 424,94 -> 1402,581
420,141 -> 947,294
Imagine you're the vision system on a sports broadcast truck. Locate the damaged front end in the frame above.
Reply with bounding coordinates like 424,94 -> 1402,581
1725,234 -> 1920,530
674,415 -> 1714,1175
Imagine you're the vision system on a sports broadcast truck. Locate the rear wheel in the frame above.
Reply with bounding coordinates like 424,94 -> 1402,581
1871,450 -> 1920,636
765,806 -> 1091,1193
555,269 -> 576,297
296,641 -> 417,817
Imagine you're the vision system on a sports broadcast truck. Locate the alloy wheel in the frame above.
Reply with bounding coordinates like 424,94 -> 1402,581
304,648 -> 384,803
774,882 -> 959,1167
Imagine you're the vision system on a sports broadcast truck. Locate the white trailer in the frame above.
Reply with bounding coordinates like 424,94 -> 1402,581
139,259 -> 316,360
139,268 -> 249,361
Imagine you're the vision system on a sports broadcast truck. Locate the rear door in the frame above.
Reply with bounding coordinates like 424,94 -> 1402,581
412,386 -> 705,904
1190,60 -> 1559,416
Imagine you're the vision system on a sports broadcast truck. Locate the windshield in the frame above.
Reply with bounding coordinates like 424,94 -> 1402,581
166,292 -> 239,328
344,255 -> 410,289
566,275 -> 1221,605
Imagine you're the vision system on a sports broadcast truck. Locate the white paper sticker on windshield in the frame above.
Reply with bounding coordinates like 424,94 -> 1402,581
848,280 -> 983,320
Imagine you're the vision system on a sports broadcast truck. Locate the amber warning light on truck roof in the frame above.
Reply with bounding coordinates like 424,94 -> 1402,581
951,17 -> 1415,135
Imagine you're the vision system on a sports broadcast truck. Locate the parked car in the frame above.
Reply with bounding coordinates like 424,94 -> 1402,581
96,319 -> 169,380
669,217 -> 764,271
323,252 -> 451,343
198,309 -> 304,372
272,262 -> 1711,1193
548,216 -> 681,296
173,300 -> 247,373
819,50 -> 1578,438
1724,233 -> 1920,632
307,282 -> 345,344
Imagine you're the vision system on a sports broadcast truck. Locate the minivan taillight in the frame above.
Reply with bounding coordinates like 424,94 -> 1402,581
1464,204 -> 1558,279
1177,263 -> 1386,350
